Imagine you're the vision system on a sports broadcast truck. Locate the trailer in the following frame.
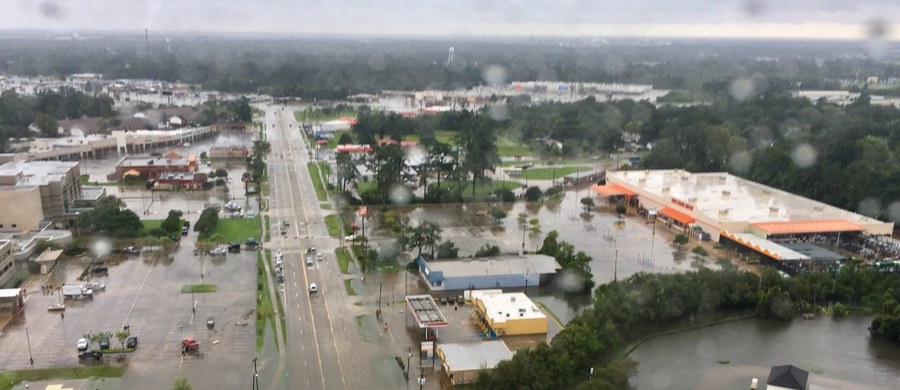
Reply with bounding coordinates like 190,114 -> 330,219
62,284 -> 93,299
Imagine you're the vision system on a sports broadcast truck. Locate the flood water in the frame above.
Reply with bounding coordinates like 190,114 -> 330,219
629,316 -> 900,390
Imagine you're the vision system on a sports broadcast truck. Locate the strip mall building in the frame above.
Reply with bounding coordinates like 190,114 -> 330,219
593,170 -> 894,274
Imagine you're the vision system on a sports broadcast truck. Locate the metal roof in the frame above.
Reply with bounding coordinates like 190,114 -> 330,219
722,232 -> 809,261
425,255 -> 560,279
751,220 -> 864,235
0,288 -> 23,299
405,295 -> 448,328
439,341 -> 513,372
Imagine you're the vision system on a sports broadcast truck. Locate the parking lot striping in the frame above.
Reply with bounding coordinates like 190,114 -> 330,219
121,251 -> 161,329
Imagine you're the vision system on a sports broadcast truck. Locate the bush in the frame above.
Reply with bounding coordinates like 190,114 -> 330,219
524,186 -> 542,201
493,188 -> 516,202
436,240 -> 459,259
474,244 -> 501,258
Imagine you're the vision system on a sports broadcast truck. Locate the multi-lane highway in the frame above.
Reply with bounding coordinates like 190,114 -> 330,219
263,105 -> 405,390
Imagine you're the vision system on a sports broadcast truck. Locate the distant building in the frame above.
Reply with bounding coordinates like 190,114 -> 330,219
436,341 -> 512,385
153,171 -> 208,190
0,160 -> 94,230
416,254 -> 560,291
471,290 -> 548,336
209,146 -> 249,159
0,240 -> 15,287
113,153 -> 197,180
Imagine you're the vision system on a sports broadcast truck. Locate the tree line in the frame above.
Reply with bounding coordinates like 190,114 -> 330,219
475,266 -> 900,389
0,87 -> 115,149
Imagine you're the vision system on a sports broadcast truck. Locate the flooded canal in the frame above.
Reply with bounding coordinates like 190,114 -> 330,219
629,316 -> 900,389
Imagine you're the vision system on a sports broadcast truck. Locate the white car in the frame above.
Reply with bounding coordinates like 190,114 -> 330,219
316,253 -> 323,261
309,283 -> 318,293
275,258 -> 283,267
275,250 -> 283,258
77,337 -> 88,351
210,247 -> 227,256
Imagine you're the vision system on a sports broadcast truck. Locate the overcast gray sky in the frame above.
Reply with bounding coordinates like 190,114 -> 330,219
2,0 -> 898,40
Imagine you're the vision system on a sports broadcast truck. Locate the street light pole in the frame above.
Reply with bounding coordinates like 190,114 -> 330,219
25,326 -> 34,367
614,249 -> 618,282
252,357 -> 260,390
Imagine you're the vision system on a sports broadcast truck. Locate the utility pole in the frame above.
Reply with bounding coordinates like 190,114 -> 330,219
25,326 -> 34,367
406,347 -> 412,385
377,283 -> 383,318
252,357 -> 260,390
614,249 -> 619,282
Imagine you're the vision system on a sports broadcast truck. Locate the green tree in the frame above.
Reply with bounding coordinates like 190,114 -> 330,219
33,112 -> 58,137
77,196 -> 143,238
337,132 -> 353,145
194,208 -> 219,237
524,186 -> 542,201
529,218 -> 541,234
674,234 -> 689,248
455,116 -> 498,196
335,152 -> 358,192
436,240 -> 459,259
580,197 -> 595,211
115,330 -> 130,349
161,210 -> 182,235
489,206 -> 507,225
400,221 -> 443,256
365,143 -> 409,204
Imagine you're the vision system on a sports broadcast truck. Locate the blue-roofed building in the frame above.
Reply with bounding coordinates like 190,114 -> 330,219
416,254 -> 560,291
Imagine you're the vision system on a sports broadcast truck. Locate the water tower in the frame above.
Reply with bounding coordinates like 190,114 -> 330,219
447,47 -> 455,66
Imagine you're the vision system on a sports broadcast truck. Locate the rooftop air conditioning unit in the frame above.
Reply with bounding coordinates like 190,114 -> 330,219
769,207 -> 779,216
661,187 -> 670,195
722,190 -> 731,200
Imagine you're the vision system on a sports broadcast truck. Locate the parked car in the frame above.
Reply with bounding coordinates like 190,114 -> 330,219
275,270 -> 284,283
246,237 -> 260,247
193,248 -> 207,255
207,316 -> 215,328
91,267 -> 109,275
344,235 -> 357,242
126,336 -> 138,349
48,303 -> 66,311
275,250 -> 283,258
183,220 -> 191,229
99,336 -> 110,350
316,253 -> 323,261
77,337 -> 88,351
181,226 -> 189,235
88,282 -> 105,291
209,247 -> 227,256
227,242 -> 241,253
245,211 -> 257,218
78,351 -> 103,360
123,246 -> 141,255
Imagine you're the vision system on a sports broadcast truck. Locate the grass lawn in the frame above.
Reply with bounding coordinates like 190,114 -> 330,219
521,166 -> 591,180
307,163 -> 328,202
324,215 -> 341,238
323,130 -> 351,148
336,248 -> 352,274
0,366 -> 124,390
200,217 -> 261,243
403,130 -> 458,144
264,215 -> 271,242
344,279 -> 357,296
256,252 -> 276,350
356,181 -> 377,194
438,179 -> 523,201
294,107 -> 357,123
497,134 -> 536,157
141,219 -> 164,232
181,284 -> 218,293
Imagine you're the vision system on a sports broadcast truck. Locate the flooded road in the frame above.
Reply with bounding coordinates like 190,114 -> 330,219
629,316 -> 900,389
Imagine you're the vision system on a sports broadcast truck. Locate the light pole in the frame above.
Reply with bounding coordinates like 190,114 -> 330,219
252,357 -> 260,390
25,326 -> 34,366
613,249 -> 618,282
406,347 -> 412,385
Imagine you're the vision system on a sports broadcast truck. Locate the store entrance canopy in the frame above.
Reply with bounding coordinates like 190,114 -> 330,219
590,184 -> 636,197
751,220 -> 864,236
659,207 -> 695,225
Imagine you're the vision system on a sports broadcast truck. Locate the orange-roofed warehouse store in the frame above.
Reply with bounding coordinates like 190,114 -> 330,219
593,169 -> 894,274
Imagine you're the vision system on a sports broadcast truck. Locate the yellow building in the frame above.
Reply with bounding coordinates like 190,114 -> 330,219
0,186 -> 44,231
472,291 -> 547,337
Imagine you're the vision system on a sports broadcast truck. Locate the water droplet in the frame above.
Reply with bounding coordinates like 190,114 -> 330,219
482,65 -> 507,86
886,201 -> 900,223
488,105 -> 509,122
388,184 -> 412,205
791,143 -> 817,169
729,151 -> 752,174
729,77 -> 756,102
858,198 -> 882,218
